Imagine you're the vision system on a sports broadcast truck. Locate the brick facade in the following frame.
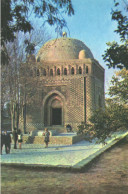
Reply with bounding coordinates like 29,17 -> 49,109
19,37 -> 105,132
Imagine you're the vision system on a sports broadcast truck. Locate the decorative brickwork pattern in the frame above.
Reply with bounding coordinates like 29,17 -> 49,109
19,37 -> 105,133
65,77 -> 85,127
86,76 -> 95,121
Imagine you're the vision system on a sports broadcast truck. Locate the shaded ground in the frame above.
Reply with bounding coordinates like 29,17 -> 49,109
1,138 -> 128,194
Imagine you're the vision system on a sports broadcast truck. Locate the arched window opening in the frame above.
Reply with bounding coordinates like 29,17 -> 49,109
64,68 -> 67,75
43,68 -> 46,76
50,69 -> 53,76
37,69 -> 40,76
57,68 -> 60,75
78,67 -> 82,74
86,66 -> 88,74
71,67 -> 74,75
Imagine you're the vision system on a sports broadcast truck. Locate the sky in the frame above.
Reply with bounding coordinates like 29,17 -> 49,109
47,0 -> 123,96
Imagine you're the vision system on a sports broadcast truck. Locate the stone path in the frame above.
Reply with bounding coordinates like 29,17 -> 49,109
1,131 -> 128,170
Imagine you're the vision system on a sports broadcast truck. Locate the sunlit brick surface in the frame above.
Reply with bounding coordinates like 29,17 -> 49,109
18,37 -> 105,133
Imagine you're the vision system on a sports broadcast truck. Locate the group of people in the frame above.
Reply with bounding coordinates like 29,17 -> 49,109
1,128 -> 23,154
1,127 -> 70,153
0,127 -> 50,154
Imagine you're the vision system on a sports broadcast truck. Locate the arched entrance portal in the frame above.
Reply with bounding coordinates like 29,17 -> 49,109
51,99 -> 62,125
43,91 -> 65,126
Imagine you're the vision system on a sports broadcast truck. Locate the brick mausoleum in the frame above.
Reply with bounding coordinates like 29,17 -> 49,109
20,33 -> 105,133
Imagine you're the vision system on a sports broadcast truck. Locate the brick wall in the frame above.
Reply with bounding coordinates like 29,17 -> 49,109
19,58 -> 104,133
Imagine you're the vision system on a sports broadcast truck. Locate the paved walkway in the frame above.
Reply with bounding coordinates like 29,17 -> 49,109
1,131 -> 128,170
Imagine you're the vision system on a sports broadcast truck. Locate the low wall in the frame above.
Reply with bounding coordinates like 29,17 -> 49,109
72,134 -> 84,144
22,134 -> 84,145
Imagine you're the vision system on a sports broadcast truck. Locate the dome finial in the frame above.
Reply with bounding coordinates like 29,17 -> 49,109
62,32 -> 67,37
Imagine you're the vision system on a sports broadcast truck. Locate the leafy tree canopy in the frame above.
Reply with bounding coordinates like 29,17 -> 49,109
109,68 -> 128,103
77,69 -> 128,143
1,0 -> 74,64
78,100 -> 128,144
89,101 -> 128,143
102,0 -> 128,69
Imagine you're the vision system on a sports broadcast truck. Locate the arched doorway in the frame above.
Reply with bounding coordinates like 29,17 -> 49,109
51,99 -> 62,125
43,91 -> 65,126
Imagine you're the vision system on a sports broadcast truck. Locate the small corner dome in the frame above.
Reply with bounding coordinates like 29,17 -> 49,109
79,50 -> 88,59
36,37 -> 94,62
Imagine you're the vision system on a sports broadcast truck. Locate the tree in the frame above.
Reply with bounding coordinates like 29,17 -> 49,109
78,69 -> 128,143
102,0 -> 128,69
108,69 -> 128,104
1,27 -> 51,131
19,60 -> 42,133
1,0 -> 74,65
78,101 -> 128,144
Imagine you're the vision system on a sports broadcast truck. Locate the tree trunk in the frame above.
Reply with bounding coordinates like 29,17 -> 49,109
10,103 -> 15,131
23,104 -> 26,134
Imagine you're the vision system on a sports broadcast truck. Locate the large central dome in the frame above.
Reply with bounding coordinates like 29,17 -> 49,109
36,37 -> 94,62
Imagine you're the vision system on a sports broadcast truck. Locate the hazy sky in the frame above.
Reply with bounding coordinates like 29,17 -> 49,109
50,0 -> 122,95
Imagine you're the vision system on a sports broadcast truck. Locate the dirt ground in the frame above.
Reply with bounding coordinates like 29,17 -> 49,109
1,138 -> 128,194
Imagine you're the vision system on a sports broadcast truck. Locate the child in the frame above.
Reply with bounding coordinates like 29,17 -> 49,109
43,128 -> 50,148
17,129 -> 23,149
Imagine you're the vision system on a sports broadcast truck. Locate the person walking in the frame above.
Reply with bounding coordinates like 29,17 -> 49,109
17,129 -> 23,149
3,130 -> 11,154
43,128 -> 50,148
0,131 -> 4,154
12,128 -> 18,149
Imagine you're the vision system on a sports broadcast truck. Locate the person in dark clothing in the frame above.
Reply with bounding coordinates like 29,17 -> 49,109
3,130 -> 11,154
66,124 -> 72,132
43,128 -> 50,148
12,128 -> 18,149
0,131 -> 4,154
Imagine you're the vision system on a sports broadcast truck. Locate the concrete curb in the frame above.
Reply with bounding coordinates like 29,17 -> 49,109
72,133 -> 128,170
